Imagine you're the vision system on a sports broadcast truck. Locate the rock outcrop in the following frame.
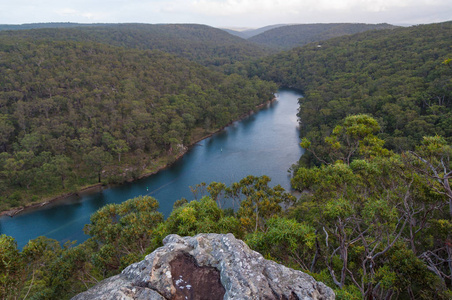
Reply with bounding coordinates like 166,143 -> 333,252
72,233 -> 335,300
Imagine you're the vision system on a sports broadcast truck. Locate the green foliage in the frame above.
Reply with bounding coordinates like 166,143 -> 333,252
252,22 -> 452,160
234,175 -> 296,233
84,196 -> 164,275
0,35 -> 277,208
248,23 -> 397,50
0,235 -> 76,300
374,246 -> 450,299
0,24 -> 270,68
246,217 -> 315,270
42,245 -> 93,299
0,235 -> 24,299
291,120 -> 452,297
163,196 -> 242,238
205,181 -> 227,209
83,147 -> 112,183
302,114 -> 390,165
334,285 -> 362,300
406,135 -> 452,217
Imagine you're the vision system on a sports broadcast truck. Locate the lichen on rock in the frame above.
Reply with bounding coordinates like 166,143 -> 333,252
72,233 -> 335,300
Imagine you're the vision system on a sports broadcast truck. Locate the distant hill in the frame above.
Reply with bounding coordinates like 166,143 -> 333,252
222,24 -> 288,39
0,23 -> 270,67
0,22 -> 100,31
249,23 -> 398,49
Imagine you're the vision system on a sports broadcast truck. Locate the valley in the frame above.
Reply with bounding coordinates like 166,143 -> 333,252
0,20 -> 451,299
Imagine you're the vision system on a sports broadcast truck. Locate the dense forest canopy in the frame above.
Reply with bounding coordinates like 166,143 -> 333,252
246,21 -> 452,162
0,24 -> 271,68
0,23 -> 103,31
0,36 -> 276,210
248,23 -> 398,50
1,21 -> 452,299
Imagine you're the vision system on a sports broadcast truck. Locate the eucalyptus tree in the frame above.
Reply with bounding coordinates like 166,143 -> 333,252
293,116 -> 451,298
405,135 -> 452,288
83,195 -> 164,275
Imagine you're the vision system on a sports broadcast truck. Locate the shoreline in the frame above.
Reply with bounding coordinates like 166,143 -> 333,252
0,98 -> 276,218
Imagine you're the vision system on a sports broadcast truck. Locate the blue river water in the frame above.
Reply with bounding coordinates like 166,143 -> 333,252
0,88 -> 304,248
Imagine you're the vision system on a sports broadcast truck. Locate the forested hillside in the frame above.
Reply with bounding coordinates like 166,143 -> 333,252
249,21 -> 452,161
0,37 -> 276,211
248,23 -> 397,49
1,21 -> 452,300
222,24 -> 287,39
0,24 -> 270,67
0,23 -> 98,31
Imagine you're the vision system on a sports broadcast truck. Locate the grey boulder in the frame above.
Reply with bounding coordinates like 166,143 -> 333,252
72,233 -> 335,300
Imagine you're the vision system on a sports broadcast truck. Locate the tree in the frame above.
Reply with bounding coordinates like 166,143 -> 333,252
110,139 -> 129,163
0,115 -> 14,152
84,196 -> 164,275
407,135 -> 452,217
246,217 -> 316,270
236,175 -> 296,233
0,235 -> 25,299
19,236 -> 65,299
42,155 -> 73,189
301,114 -> 389,166
102,133 -> 129,163
207,181 -> 227,208
83,147 -> 112,183
291,153 -> 449,298
293,119 -> 451,297
406,135 -> 452,286
43,245 -> 94,299
163,196 -> 241,238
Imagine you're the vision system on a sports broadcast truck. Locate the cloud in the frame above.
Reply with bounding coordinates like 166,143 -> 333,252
0,0 -> 450,26
163,0 -> 452,26
53,8 -> 108,20
175,0 -> 449,15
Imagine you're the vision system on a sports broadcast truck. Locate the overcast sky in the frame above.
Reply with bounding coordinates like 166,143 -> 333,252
1,0 -> 451,28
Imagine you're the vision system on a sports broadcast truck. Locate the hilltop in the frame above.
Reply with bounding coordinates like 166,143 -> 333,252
222,24 -> 288,39
248,23 -> 398,49
0,23 -> 270,67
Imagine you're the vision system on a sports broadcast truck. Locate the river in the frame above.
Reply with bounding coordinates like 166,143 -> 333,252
0,88 -> 304,248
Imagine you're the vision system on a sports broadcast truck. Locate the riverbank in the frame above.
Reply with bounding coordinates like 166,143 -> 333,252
0,184 -> 104,217
0,98 -> 276,218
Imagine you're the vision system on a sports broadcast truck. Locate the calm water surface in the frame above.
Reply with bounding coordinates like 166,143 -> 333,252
0,89 -> 304,248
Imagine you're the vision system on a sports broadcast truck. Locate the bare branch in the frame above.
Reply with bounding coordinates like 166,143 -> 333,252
323,226 -> 329,248
372,218 -> 407,261
346,267 -> 364,295
326,264 -> 343,288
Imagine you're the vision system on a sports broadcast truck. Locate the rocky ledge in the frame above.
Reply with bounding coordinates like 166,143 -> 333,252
72,233 -> 335,300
